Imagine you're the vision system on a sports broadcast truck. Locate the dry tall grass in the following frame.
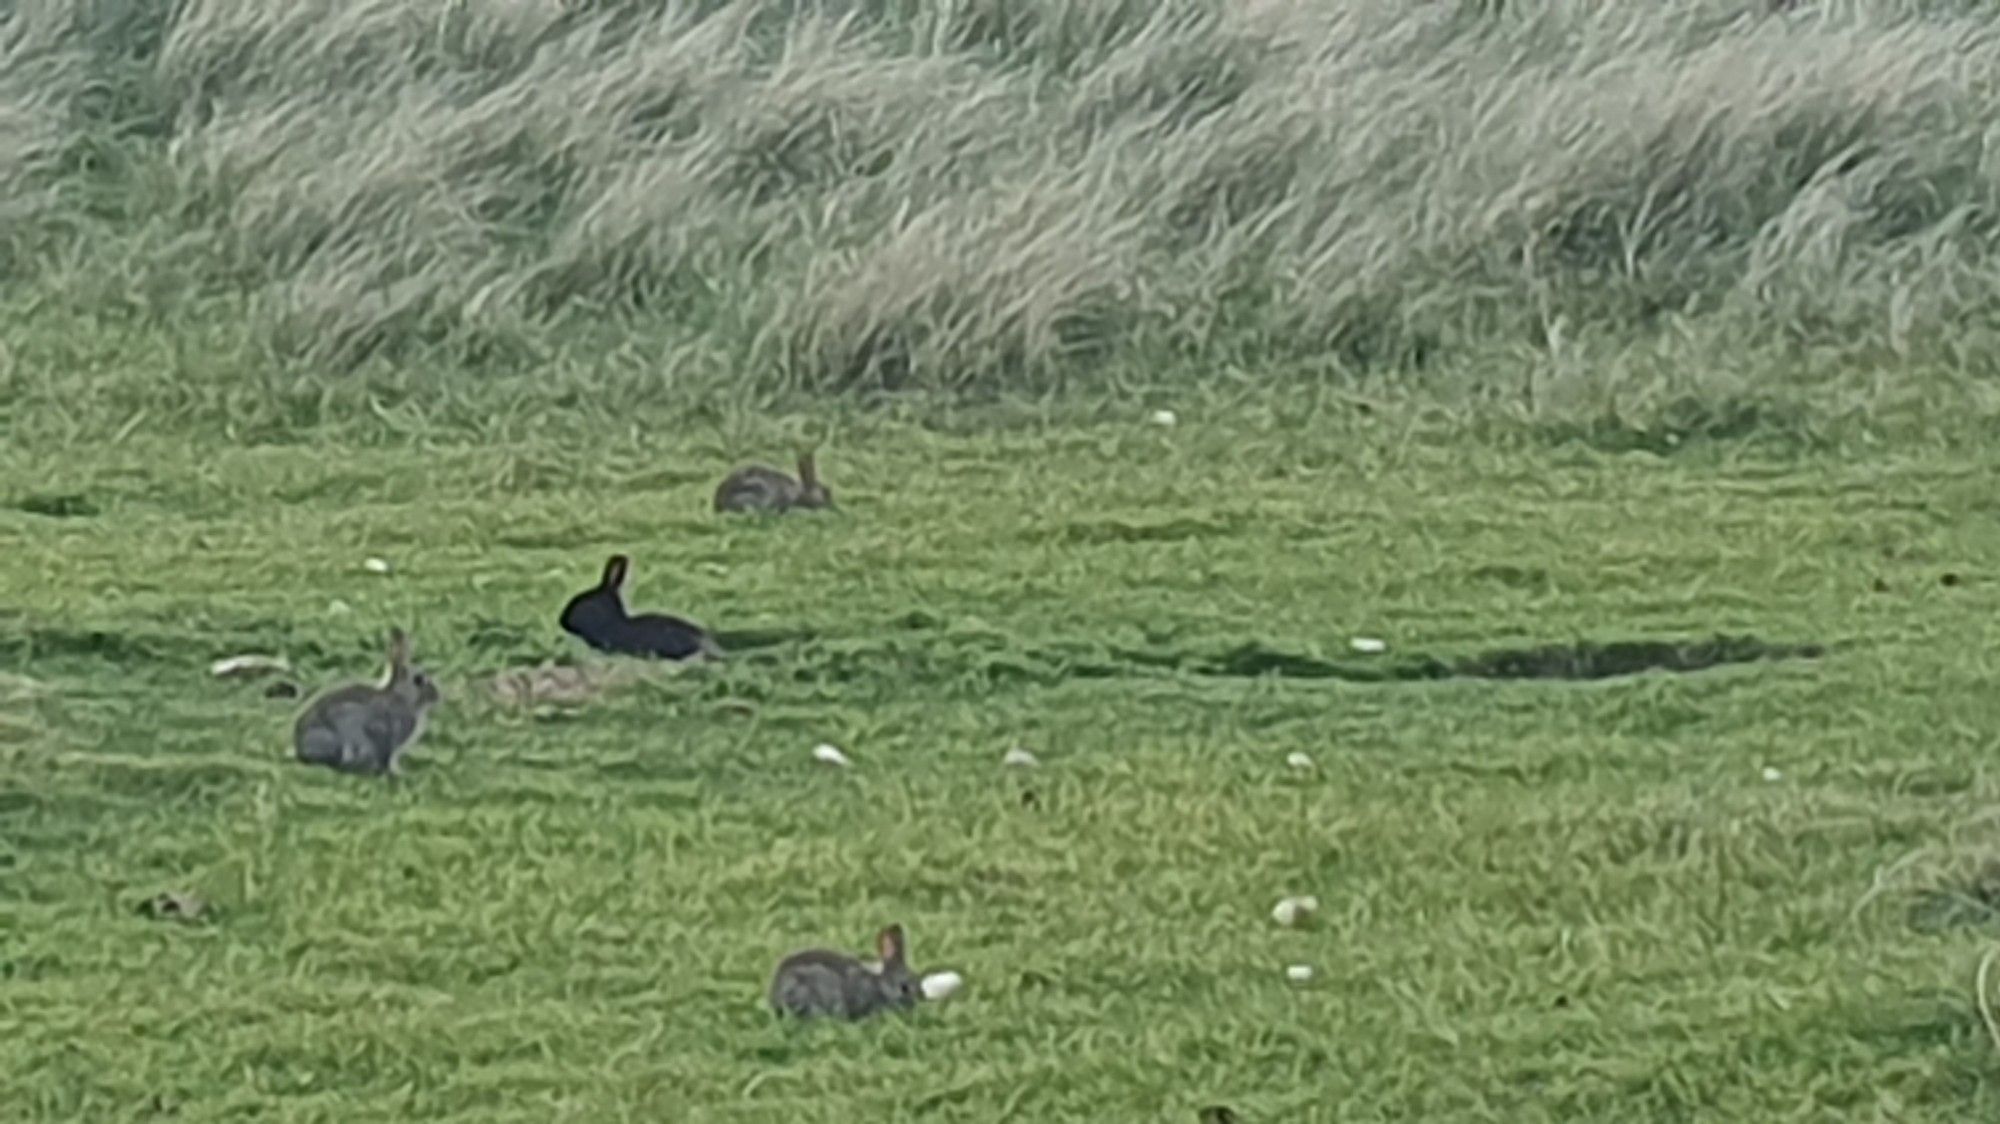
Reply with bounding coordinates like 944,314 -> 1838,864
4,0 -> 1999,409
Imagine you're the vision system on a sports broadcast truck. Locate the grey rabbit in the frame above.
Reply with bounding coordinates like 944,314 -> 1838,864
768,923 -> 924,1020
293,628 -> 441,776
714,452 -> 833,514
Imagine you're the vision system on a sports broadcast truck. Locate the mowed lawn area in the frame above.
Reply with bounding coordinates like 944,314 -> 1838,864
3,418 -> 1998,1121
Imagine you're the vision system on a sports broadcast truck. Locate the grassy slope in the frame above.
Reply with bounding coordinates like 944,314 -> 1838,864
3,410 -> 1999,1121
11,1 -> 2000,423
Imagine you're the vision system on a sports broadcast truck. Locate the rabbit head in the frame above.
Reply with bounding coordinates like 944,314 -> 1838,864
561,555 -> 630,634
866,924 -> 923,1011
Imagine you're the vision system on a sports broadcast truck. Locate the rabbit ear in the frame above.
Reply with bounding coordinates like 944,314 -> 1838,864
386,628 -> 412,671
875,924 -> 906,966
796,452 -> 817,489
601,554 -> 630,591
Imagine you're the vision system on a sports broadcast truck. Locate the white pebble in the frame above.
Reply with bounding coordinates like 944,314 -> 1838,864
326,599 -> 353,615
1002,746 -> 1039,768
363,557 -> 392,574
1285,964 -> 1314,984
812,743 -> 852,767
920,970 -> 963,1001
1761,766 -> 1783,783
1271,895 -> 1320,928
1349,637 -> 1388,655
208,654 -> 292,679
1150,408 -> 1178,427
1285,752 -> 1314,771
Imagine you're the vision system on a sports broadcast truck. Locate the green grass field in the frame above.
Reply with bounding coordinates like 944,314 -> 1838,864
5,404 -> 2000,1121
8,0 -> 2000,1119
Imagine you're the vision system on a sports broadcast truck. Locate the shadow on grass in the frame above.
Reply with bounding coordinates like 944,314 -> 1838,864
3,607 -> 1823,693
9,492 -> 100,518
1077,635 -> 1823,684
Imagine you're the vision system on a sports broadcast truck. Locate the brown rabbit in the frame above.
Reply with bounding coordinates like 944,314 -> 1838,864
714,452 -> 833,514
768,923 -> 924,1020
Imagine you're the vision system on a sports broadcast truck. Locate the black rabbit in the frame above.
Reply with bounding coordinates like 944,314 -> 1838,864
559,554 -> 723,661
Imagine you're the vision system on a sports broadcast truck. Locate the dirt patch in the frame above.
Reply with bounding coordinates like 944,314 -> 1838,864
486,661 -> 639,709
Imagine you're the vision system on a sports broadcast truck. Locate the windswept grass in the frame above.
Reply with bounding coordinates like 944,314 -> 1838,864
3,0 -> 2000,438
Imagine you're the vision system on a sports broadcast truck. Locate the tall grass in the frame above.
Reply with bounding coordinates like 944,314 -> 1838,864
4,0 -> 2000,417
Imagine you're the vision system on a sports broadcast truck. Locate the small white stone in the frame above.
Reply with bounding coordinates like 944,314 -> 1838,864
920,970 -> 963,1001
812,743 -> 851,767
1002,746 -> 1039,768
208,654 -> 292,679
1349,637 -> 1388,655
1285,964 -> 1314,984
1150,408 -> 1178,427
1761,766 -> 1783,783
326,599 -> 353,615
363,557 -> 392,574
1271,895 -> 1320,928
1285,752 -> 1314,771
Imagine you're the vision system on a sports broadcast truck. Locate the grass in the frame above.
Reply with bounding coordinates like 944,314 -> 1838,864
4,407 -> 2000,1120
6,0 -> 2000,1118
8,0 -> 2000,427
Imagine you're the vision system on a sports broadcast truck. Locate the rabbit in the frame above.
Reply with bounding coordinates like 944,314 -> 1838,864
714,452 -> 833,514
293,628 -> 442,776
559,554 -> 723,661
768,923 -> 925,1021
